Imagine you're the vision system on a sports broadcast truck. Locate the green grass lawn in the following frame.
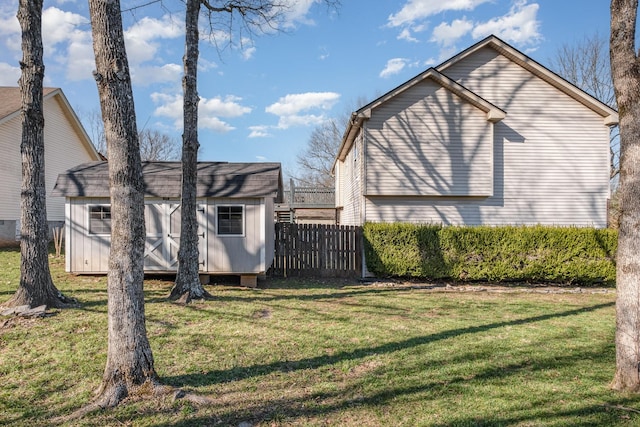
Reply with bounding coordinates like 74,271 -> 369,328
0,247 -> 638,426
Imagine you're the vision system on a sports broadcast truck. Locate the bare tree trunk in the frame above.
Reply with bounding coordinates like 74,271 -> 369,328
4,0 -> 72,310
610,0 -> 640,392
88,0 -> 158,407
171,0 -> 212,303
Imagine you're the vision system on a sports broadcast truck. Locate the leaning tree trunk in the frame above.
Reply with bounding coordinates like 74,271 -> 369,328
88,0 -> 158,407
5,0 -> 71,309
610,0 -> 640,392
170,0 -> 211,303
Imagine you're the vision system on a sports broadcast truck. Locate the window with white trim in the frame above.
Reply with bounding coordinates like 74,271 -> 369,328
89,205 -> 111,234
217,205 -> 244,235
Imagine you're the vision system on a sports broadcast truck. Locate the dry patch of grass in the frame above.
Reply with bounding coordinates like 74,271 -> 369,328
0,248 -> 638,426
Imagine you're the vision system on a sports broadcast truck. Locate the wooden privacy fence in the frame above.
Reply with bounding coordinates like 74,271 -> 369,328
271,223 -> 362,277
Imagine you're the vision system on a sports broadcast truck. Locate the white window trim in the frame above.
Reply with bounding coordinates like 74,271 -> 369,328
87,204 -> 112,236
216,204 -> 245,237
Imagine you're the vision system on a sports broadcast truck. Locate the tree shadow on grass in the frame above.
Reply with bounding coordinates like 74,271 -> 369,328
156,341 -> 635,427
163,302 -> 613,388
143,281 -> 412,306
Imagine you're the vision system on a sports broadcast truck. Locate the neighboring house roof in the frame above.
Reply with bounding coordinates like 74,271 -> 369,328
0,86 -> 101,159
0,87 -> 57,121
333,34 -> 619,170
52,161 -> 284,201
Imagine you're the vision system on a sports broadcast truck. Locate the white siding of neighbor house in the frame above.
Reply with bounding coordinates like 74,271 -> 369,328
365,79 -> 494,198
336,132 -> 363,226
44,96 -> 99,220
0,113 -> 22,222
362,47 -> 610,227
0,94 -> 98,225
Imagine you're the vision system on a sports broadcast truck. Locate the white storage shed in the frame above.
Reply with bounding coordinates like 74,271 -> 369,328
52,161 -> 283,282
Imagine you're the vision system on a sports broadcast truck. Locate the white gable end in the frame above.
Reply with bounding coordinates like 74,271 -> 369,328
365,78 -> 495,197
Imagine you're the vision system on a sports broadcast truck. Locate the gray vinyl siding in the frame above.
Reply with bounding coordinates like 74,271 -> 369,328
361,46 -> 610,227
67,197 -> 111,273
208,198 -> 264,273
263,197 -> 275,269
437,46 -> 608,226
365,79 -> 493,197
337,133 -> 363,226
365,193 -> 607,226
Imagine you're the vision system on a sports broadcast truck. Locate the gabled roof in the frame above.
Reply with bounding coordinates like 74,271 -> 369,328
52,161 -> 284,201
332,35 -> 619,172
0,86 -> 101,160
335,68 -> 506,164
436,35 -> 618,125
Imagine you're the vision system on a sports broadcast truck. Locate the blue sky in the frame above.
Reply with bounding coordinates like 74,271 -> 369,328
0,0 -> 613,179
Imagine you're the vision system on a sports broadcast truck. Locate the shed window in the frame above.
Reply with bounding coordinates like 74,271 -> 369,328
89,205 -> 111,234
217,205 -> 244,235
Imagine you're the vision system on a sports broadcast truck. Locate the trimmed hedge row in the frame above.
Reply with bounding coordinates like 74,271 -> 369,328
363,223 -> 617,285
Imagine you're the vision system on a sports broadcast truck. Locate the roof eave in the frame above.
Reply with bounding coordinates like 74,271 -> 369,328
331,112 -> 364,174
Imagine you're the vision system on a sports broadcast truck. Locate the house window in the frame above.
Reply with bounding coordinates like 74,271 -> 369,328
217,205 -> 244,235
89,205 -> 111,234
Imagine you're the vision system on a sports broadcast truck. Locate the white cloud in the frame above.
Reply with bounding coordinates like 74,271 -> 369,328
318,46 -> 330,60
42,7 -> 89,47
40,7 -> 94,81
398,28 -> 419,43
281,0 -> 322,27
0,6 -> 93,81
151,92 -> 182,123
266,92 -> 340,129
388,0 -> 491,27
379,58 -> 408,78
200,29 -> 232,46
248,125 -> 272,138
201,95 -> 252,118
472,1 -> 541,45
132,63 -> 182,86
424,57 -> 438,67
199,116 -> 236,133
242,46 -> 257,60
198,58 -> 218,72
0,62 -> 20,85
0,6 -> 20,41
266,92 -> 339,116
277,113 -> 326,128
151,92 -> 251,132
124,15 -> 183,66
64,30 -> 94,81
431,18 -> 474,46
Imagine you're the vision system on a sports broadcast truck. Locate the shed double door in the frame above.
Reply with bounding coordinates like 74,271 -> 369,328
144,201 -> 207,271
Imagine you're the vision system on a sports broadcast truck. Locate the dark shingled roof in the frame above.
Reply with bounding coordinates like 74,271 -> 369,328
52,161 -> 283,201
